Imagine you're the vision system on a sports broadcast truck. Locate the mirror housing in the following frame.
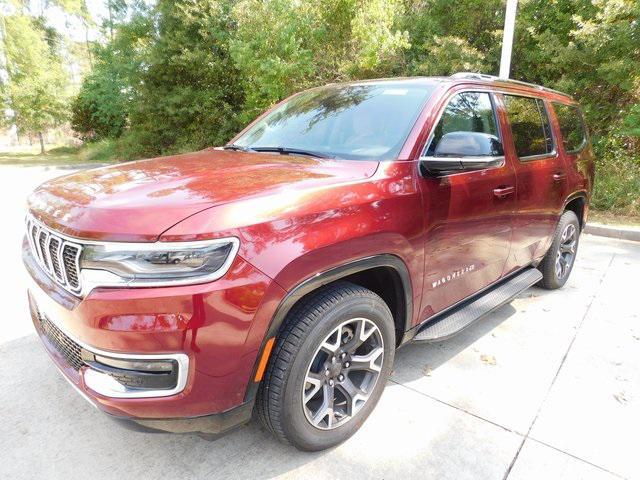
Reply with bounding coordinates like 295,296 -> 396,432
421,131 -> 505,175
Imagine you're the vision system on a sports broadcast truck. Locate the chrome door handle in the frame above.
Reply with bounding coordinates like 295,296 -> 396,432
493,186 -> 515,198
553,172 -> 567,181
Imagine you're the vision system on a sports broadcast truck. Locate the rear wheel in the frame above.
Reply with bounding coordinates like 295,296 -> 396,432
256,282 -> 395,451
538,210 -> 580,289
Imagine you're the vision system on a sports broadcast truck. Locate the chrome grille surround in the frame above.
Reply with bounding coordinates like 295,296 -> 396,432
25,214 -> 83,296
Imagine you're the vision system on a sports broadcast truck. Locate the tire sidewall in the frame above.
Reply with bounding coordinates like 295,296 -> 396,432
280,295 -> 395,451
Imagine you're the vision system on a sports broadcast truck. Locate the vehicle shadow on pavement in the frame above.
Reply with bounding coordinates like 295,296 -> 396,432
393,302 -> 519,382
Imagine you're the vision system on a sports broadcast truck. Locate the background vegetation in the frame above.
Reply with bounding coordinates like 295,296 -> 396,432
1,0 -> 639,215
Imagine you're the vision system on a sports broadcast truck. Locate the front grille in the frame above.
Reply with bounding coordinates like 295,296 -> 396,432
29,297 -> 85,371
62,245 -> 81,289
26,215 -> 83,295
48,237 -> 63,280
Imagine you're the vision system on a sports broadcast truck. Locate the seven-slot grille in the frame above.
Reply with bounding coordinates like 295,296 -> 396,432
26,215 -> 83,295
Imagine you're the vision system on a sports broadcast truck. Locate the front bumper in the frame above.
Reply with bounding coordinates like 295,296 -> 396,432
24,240 -> 285,433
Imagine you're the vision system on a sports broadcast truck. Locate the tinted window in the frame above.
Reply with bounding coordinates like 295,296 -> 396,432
554,103 -> 587,152
235,82 -> 436,160
504,95 -> 554,158
425,92 -> 499,156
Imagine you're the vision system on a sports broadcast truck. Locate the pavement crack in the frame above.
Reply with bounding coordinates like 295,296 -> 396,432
388,378 -> 522,436
502,253 -> 617,480
527,437 -> 628,479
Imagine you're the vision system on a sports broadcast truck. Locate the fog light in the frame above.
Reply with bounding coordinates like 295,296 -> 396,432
94,355 -> 174,373
83,353 -> 188,398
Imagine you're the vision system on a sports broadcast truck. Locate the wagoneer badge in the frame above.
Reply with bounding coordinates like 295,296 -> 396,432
432,264 -> 476,289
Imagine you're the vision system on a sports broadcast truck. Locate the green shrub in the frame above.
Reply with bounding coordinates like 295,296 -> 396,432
592,135 -> 640,215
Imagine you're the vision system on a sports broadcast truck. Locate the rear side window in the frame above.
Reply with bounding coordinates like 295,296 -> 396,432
504,95 -> 554,159
425,92 -> 499,156
553,103 -> 587,153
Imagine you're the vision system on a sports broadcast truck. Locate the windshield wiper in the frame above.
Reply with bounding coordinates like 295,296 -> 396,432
249,146 -> 334,159
223,144 -> 254,152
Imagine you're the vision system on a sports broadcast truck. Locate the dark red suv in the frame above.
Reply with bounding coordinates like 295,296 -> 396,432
24,73 -> 594,451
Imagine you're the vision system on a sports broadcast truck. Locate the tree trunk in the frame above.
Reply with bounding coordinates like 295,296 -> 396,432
85,21 -> 93,69
38,132 -> 45,155
108,0 -> 114,42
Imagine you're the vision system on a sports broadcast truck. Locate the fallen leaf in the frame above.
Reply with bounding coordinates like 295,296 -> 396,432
613,392 -> 629,405
480,354 -> 496,366
423,367 -> 432,377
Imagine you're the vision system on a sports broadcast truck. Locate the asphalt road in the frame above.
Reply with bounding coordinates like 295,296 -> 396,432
1,165 -> 638,479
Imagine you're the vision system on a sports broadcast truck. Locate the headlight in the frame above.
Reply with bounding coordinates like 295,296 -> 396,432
81,238 -> 239,287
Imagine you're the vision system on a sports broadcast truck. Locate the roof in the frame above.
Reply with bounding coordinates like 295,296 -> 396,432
447,72 -> 573,100
321,74 -> 574,102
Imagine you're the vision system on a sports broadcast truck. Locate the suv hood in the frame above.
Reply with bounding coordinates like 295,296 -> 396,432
28,149 -> 379,241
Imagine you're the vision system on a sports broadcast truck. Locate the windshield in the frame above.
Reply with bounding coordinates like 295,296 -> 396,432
233,81 -> 437,160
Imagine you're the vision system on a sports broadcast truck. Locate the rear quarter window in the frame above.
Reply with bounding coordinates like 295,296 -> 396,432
504,94 -> 554,159
553,103 -> 587,153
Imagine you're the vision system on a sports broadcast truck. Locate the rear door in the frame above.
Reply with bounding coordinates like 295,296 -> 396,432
498,93 -> 568,274
417,90 -> 517,320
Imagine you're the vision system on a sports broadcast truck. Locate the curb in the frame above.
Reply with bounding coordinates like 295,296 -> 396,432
584,222 -> 640,242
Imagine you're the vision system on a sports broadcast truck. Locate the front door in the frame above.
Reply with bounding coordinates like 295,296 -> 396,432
417,90 -> 517,321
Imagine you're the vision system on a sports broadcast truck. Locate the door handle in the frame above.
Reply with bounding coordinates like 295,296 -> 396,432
553,172 -> 567,181
493,186 -> 515,198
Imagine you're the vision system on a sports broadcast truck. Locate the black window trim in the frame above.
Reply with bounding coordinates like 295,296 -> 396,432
502,93 -> 558,163
551,101 -> 588,155
420,89 -> 504,162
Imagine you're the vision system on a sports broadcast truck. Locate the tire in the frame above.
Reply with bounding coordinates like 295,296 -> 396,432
256,281 -> 395,451
537,210 -> 580,289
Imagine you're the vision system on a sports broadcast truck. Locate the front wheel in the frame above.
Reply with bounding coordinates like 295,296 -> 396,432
256,282 -> 395,451
538,210 -> 580,289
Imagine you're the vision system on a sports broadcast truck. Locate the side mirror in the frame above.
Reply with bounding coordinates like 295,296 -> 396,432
421,131 -> 505,174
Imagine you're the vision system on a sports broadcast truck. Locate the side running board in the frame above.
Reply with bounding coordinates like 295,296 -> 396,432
413,268 -> 542,342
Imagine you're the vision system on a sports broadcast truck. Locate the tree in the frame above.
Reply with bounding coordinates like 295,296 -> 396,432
1,14 -> 70,153
122,0 -> 244,157
71,9 -> 152,140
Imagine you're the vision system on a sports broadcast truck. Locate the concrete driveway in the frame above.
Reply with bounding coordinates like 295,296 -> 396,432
0,165 -> 638,480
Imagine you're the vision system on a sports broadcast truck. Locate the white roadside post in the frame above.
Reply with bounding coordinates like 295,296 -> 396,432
499,0 -> 519,79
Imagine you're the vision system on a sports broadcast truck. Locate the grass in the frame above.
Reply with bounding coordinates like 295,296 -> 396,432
0,140 -> 122,167
590,210 -> 640,227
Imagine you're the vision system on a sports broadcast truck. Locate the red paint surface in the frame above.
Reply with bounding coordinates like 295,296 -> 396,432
25,77 -> 594,419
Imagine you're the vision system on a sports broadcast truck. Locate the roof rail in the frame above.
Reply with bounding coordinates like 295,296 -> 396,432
450,72 -> 570,97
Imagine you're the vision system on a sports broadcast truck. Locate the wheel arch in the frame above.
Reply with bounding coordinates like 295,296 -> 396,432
563,191 -> 588,228
244,254 -> 413,403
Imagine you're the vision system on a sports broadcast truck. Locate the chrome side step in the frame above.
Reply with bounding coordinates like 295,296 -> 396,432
413,268 -> 542,342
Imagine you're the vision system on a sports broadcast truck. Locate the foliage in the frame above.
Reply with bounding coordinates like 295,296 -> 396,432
120,0 -> 244,158
346,0 -> 409,76
71,10 -> 152,140
0,14 -> 70,151
1,0 -> 639,213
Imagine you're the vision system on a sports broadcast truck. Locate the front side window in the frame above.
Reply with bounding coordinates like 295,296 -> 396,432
504,95 -> 554,158
424,92 -> 499,156
553,103 -> 587,153
234,82 -> 437,161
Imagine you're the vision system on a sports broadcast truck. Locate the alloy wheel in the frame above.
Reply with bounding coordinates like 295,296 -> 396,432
555,223 -> 577,280
302,317 -> 384,430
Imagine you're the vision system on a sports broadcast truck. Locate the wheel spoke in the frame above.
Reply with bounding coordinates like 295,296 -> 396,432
560,242 -> 575,254
559,255 -> 568,276
310,384 -> 334,427
320,325 -> 342,353
304,372 -> 324,403
342,318 -> 376,352
336,377 -> 368,416
349,346 -> 384,373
